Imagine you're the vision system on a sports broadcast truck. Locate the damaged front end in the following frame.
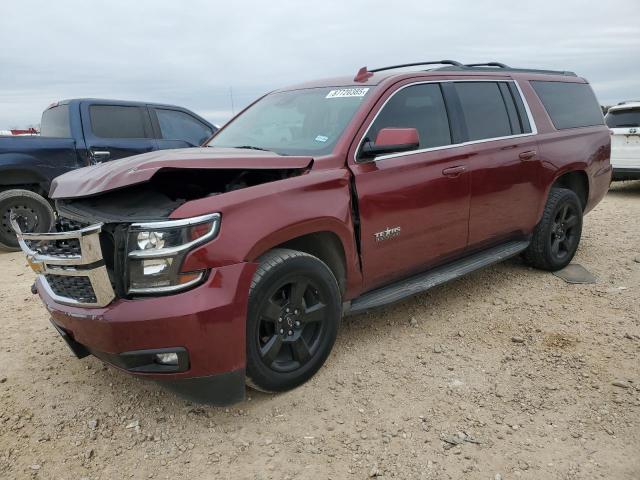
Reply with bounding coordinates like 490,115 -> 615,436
22,153 -> 311,307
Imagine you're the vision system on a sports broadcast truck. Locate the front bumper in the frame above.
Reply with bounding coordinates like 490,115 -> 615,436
39,261 -> 256,405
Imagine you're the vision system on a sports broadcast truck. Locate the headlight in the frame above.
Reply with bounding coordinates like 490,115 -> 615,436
126,213 -> 220,295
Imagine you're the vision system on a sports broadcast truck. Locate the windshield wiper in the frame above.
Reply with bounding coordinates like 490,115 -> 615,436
233,145 -> 271,152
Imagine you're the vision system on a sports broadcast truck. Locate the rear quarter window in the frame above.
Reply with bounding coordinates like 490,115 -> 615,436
40,105 -> 71,138
531,81 -> 604,130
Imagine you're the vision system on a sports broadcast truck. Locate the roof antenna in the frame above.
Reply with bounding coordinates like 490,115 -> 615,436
354,66 -> 373,83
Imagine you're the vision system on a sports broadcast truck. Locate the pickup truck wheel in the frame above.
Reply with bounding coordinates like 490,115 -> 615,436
0,189 -> 55,252
246,248 -> 341,393
523,187 -> 583,271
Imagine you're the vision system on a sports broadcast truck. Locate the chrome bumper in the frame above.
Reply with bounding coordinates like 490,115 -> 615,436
10,216 -> 115,308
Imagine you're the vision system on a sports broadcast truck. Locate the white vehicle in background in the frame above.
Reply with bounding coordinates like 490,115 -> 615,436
606,101 -> 640,181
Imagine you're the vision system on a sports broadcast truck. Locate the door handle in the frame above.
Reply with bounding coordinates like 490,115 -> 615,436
442,165 -> 467,178
518,150 -> 537,161
90,150 -> 111,164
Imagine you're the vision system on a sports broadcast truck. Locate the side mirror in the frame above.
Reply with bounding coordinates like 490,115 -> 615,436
361,127 -> 420,159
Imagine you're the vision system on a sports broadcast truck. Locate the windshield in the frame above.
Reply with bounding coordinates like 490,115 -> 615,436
605,108 -> 640,128
207,87 -> 371,156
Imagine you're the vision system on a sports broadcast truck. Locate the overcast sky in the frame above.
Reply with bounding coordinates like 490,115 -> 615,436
1,0 -> 639,129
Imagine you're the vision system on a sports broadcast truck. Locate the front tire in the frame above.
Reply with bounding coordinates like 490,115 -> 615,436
0,189 -> 55,252
523,188 -> 583,271
246,248 -> 341,393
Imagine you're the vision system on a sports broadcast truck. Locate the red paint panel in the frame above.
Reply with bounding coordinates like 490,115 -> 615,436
349,147 -> 471,289
50,147 -> 313,199
466,136 -> 542,246
173,168 -> 364,299
44,262 -> 255,378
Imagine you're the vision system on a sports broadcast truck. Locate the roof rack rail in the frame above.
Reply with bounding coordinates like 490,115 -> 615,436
434,63 -> 577,77
354,60 -> 464,82
369,60 -> 463,73
465,62 -> 510,68
617,100 -> 640,105
353,61 -> 577,82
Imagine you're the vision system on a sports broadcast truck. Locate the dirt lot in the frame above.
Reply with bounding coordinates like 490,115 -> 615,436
0,182 -> 638,480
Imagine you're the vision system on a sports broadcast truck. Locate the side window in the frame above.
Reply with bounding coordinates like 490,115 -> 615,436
89,105 -> 151,139
155,109 -> 213,146
40,105 -> 71,138
531,81 -> 604,130
454,82 -> 513,141
367,83 -> 451,151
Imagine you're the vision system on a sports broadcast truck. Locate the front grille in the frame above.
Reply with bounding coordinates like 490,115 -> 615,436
24,217 -> 90,258
57,217 -> 89,232
45,274 -> 97,304
26,237 -> 81,258
11,216 -> 115,308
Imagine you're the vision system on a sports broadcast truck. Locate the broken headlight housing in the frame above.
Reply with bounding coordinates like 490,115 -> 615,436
126,213 -> 220,295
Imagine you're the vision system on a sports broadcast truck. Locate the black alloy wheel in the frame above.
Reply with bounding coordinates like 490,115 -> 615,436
549,203 -> 580,262
523,187 -> 583,271
246,249 -> 341,392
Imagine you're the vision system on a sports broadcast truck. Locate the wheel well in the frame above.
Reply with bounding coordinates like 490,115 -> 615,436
275,232 -> 347,295
0,184 -> 44,196
0,170 -> 47,196
552,171 -> 589,210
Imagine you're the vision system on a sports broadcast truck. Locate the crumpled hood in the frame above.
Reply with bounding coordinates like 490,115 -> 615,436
50,147 -> 313,199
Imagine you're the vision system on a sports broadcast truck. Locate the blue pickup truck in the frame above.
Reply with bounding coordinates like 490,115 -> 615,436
0,99 -> 217,250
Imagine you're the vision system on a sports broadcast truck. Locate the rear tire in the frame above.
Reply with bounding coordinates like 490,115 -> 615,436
0,189 -> 55,252
523,188 -> 583,271
246,248 -> 341,393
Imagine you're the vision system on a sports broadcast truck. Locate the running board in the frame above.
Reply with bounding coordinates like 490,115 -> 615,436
347,240 -> 529,315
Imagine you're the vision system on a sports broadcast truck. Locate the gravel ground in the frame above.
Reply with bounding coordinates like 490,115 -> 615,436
1,182 -> 639,480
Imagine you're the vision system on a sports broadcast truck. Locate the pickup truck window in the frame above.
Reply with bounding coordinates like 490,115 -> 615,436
454,82 -> 513,141
208,87 -> 370,156
531,81 -> 604,130
155,109 -> 213,146
366,83 -> 451,150
89,105 -> 152,139
40,105 -> 71,138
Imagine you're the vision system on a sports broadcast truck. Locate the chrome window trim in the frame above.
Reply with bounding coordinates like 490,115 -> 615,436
354,79 -> 538,163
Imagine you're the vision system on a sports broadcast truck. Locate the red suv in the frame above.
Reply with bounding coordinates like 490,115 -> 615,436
13,60 -> 611,404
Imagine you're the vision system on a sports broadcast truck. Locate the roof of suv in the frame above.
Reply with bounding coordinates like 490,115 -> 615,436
608,101 -> 640,112
280,61 -> 585,91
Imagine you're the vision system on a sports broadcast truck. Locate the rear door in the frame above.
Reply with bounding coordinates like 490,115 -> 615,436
452,80 -> 541,247
150,107 -> 215,150
80,103 -> 157,163
349,81 -> 471,289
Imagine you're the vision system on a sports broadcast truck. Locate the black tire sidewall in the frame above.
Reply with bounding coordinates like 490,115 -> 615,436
246,254 -> 341,392
0,190 -> 55,251
540,190 -> 583,270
